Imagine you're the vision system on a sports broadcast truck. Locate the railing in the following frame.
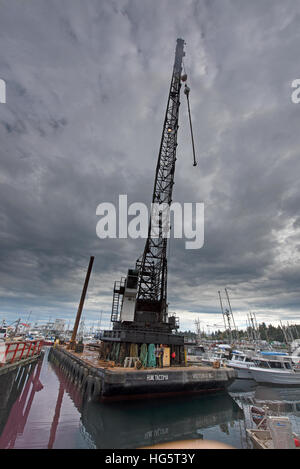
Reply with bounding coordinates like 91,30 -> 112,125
0,339 -> 43,366
102,327 -> 184,340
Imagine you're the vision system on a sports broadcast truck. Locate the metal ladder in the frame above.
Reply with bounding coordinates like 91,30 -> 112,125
111,278 -> 125,322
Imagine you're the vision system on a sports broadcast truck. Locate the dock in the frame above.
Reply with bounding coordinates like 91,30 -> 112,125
48,345 -> 237,401
0,339 -> 44,378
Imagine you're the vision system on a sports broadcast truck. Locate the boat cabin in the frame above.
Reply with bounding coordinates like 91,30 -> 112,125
230,350 -> 255,364
252,357 -> 293,370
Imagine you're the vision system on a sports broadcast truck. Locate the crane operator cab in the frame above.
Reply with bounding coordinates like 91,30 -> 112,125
119,269 -> 138,323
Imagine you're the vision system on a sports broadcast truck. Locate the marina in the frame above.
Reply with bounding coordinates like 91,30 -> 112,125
1,347 -> 300,449
1,316 -> 300,449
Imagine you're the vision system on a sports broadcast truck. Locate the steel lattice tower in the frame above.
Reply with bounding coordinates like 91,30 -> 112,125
135,38 -> 185,322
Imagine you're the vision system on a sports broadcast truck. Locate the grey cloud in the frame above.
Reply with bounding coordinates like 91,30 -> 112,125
0,0 -> 300,330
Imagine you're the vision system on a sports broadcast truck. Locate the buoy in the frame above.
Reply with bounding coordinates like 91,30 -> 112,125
294,438 -> 300,447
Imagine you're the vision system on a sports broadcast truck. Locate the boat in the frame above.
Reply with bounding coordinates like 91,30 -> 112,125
226,349 -> 256,379
247,412 -> 300,449
43,337 -> 55,346
0,326 -> 8,341
249,352 -> 300,385
49,344 -> 237,402
201,344 -> 231,367
186,344 -> 206,365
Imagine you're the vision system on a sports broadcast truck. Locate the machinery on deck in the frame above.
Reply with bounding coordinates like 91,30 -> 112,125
101,38 -> 195,366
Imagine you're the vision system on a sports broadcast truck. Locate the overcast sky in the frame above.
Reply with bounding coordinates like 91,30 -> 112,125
1,0 -> 300,333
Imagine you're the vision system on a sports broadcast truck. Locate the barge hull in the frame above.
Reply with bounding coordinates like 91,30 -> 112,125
101,368 -> 235,399
49,346 -> 236,401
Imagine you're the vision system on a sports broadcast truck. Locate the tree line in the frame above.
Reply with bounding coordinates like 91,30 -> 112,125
183,323 -> 300,344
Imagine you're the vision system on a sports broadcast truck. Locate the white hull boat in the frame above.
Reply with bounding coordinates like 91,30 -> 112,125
250,367 -> 300,385
249,353 -> 300,386
201,344 -> 231,367
230,365 -> 253,379
227,350 -> 256,380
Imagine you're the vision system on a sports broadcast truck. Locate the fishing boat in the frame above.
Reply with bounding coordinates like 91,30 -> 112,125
226,349 -> 256,379
43,337 -> 55,346
186,344 -> 206,365
249,352 -> 300,385
201,344 -> 231,367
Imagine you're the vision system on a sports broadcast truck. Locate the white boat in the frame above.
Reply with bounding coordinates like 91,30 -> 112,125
226,349 -> 256,379
247,414 -> 300,449
249,353 -> 300,385
186,345 -> 205,365
201,344 -> 231,367
291,339 -> 300,358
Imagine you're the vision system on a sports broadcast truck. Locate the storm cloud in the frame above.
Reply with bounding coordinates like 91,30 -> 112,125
1,0 -> 300,332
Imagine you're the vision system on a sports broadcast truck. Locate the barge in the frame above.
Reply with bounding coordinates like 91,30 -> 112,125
49,345 -> 236,402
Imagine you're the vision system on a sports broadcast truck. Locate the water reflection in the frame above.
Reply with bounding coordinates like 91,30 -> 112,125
0,355 -> 43,448
0,348 -> 86,449
47,350 -> 244,448
81,392 -> 243,449
1,348 -> 300,449
229,379 -> 300,446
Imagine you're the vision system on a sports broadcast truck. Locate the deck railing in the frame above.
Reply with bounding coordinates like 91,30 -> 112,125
0,339 -> 43,365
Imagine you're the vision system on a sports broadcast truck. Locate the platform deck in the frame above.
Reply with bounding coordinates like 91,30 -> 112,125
61,345 -> 219,373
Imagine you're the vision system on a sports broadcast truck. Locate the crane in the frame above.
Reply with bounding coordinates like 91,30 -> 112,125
136,37 -> 185,322
101,39 -> 195,365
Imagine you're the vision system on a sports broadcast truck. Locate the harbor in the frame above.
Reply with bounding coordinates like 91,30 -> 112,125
1,346 -> 300,449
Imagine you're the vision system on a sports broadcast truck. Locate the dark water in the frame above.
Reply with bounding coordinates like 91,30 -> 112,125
0,347 -> 300,449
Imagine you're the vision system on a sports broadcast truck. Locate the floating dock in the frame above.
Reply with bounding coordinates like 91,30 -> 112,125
49,345 -> 237,402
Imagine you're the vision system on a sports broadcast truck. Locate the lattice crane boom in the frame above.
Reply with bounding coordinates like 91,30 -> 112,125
135,38 -> 186,321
